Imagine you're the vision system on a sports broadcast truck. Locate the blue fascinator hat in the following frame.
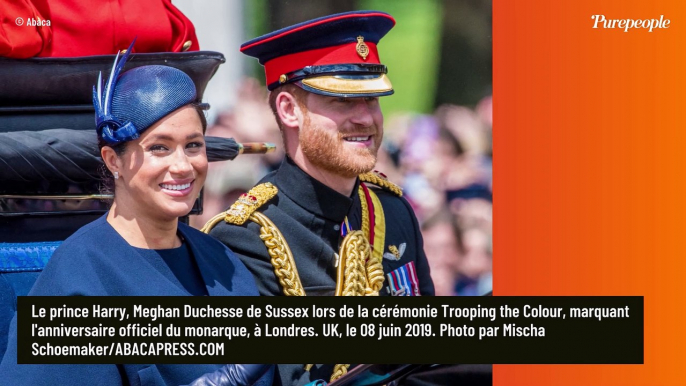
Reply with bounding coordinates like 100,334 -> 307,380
93,40 -> 202,145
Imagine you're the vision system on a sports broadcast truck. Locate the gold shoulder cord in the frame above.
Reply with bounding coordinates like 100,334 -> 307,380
251,211 -> 304,296
202,179 -> 390,382
202,183 -> 305,296
335,230 -> 370,296
359,171 -> 403,197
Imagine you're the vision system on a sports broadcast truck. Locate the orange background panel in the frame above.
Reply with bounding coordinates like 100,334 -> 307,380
494,0 -> 685,385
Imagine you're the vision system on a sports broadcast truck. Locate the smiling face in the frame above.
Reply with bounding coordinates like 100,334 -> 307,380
107,105 -> 207,222
298,94 -> 384,178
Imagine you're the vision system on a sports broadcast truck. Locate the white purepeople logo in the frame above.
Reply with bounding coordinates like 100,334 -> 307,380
591,15 -> 670,32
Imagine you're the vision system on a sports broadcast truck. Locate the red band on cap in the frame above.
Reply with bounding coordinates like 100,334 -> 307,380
264,42 -> 379,85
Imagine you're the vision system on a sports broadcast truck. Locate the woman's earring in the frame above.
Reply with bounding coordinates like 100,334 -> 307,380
114,171 -> 119,180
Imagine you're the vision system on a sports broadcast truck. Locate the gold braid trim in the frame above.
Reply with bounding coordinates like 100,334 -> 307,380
357,186 -> 385,296
359,171 -> 402,196
201,183 -> 278,233
200,212 -> 226,234
250,212 -> 305,297
359,186 -> 371,246
335,231 -> 370,296
200,182 -> 304,297
330,364 -> 351,382
364,188 -> 385,295
365,256 -> 384,296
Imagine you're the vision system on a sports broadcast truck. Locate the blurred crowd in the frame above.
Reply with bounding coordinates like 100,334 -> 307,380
191,79 -> 493,297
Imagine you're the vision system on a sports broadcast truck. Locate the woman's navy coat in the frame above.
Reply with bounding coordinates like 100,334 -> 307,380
0,215 -> 267,386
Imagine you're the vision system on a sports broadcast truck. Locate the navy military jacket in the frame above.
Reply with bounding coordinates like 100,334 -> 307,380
209,157 -> 434,386
209,157 -> 434,297
0,215 -> 272,386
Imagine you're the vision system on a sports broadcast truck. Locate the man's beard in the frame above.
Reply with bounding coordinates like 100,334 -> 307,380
299,112 -> 381,179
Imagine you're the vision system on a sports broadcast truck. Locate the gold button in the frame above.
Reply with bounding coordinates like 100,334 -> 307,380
182,40 -> 192,51
279,74 -> 287,84
120,49 -> 128,54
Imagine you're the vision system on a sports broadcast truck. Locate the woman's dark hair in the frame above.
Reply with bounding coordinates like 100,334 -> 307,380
98,103 -> 208,195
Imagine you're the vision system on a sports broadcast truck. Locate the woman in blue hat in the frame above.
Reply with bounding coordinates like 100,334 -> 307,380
0,44 -> 272,386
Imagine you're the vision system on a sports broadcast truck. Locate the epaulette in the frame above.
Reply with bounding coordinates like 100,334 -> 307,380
223,183 -> 278,225
201,183 -> 278,233
359,170 -> 402,197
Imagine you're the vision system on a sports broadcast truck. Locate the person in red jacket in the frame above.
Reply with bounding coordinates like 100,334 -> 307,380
0,0 -> 198,58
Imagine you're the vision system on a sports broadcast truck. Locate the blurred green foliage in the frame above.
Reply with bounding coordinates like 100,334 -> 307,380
360,0 -> 442,116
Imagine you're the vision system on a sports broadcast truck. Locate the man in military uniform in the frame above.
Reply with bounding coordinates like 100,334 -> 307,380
203,10 -> 435,385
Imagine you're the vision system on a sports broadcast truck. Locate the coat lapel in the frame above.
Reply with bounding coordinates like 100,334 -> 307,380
178,223 -> 234,297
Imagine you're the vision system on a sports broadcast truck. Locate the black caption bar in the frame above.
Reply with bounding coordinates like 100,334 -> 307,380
17,296 -> 643,364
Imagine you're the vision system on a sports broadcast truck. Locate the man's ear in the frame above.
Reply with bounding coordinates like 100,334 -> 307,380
100,146 -> 123,176
275,91 -> 303,130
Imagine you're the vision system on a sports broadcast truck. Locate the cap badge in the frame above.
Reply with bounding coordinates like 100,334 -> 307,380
356,36 -> 369,60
